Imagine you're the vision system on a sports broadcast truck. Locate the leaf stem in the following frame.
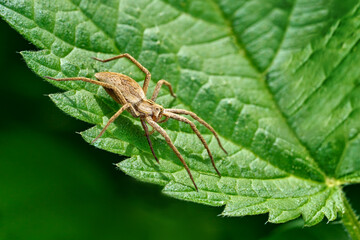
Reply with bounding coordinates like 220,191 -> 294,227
342,194 -> 360,240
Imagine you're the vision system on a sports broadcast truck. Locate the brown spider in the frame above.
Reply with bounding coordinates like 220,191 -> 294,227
45,53 -> 227,190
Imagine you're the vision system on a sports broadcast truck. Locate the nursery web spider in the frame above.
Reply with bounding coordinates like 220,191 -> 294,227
45,53 -> 227,190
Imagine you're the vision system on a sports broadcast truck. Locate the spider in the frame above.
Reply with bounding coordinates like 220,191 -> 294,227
45,53 -> 227,190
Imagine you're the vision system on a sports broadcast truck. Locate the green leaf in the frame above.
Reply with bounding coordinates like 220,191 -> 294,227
1,0 -> 359,227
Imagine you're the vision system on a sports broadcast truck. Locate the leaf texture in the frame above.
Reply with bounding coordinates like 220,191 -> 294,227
1,0 -> 359,226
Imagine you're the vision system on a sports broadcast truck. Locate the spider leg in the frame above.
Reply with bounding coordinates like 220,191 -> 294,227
166,109 -> 228,154
147,116 -> 170,135
91,103 -> 131,143
164,112 -> 221,176
45,76 -> 115,89
158,116 -> 170,124
145,117 -> 198,191
45,76 -> 139,117
148,127 -> 155,136
92,53 -> 151,95
141,118 -> 159,163
151,80 -> 176,101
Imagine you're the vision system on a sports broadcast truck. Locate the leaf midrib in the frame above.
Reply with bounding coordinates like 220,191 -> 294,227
168,181 -> 330,201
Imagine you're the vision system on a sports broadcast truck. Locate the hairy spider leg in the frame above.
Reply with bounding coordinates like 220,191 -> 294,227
146,116 -> 198,191
164,112 -> 221,176
44,77 -> 139,143
92,103 -> 131,143
158,116 -> 170,124
151,79 -> 176,101
166,109 -> 228,155
45,76 -> 129,105
149,116 -> 170,135
141,118 -> 159,163
92,53 -> 151,94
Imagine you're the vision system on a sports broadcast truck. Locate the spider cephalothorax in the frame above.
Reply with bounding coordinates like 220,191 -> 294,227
46,53 -> 227,191
136,99 -> 164,121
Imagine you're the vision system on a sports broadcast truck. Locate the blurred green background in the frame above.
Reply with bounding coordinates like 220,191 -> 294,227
0,19 -> 359,240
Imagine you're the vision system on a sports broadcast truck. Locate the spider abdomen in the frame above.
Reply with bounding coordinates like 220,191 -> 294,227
95,72 -> 145,105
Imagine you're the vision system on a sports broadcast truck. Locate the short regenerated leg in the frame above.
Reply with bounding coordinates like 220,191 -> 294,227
145,117 -> 198,191
141,118 -> 159,163
149,116 -> 170,135
166,109 -> 228,154
92,103 -> 131,143
148,127 -> 155,136
158,116 -> 170,124
151,80 -> 176,101
92,53 -> 151,94
164,112 -> 221,176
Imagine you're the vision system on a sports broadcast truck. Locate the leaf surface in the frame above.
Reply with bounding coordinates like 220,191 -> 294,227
1,0 -> 359,225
